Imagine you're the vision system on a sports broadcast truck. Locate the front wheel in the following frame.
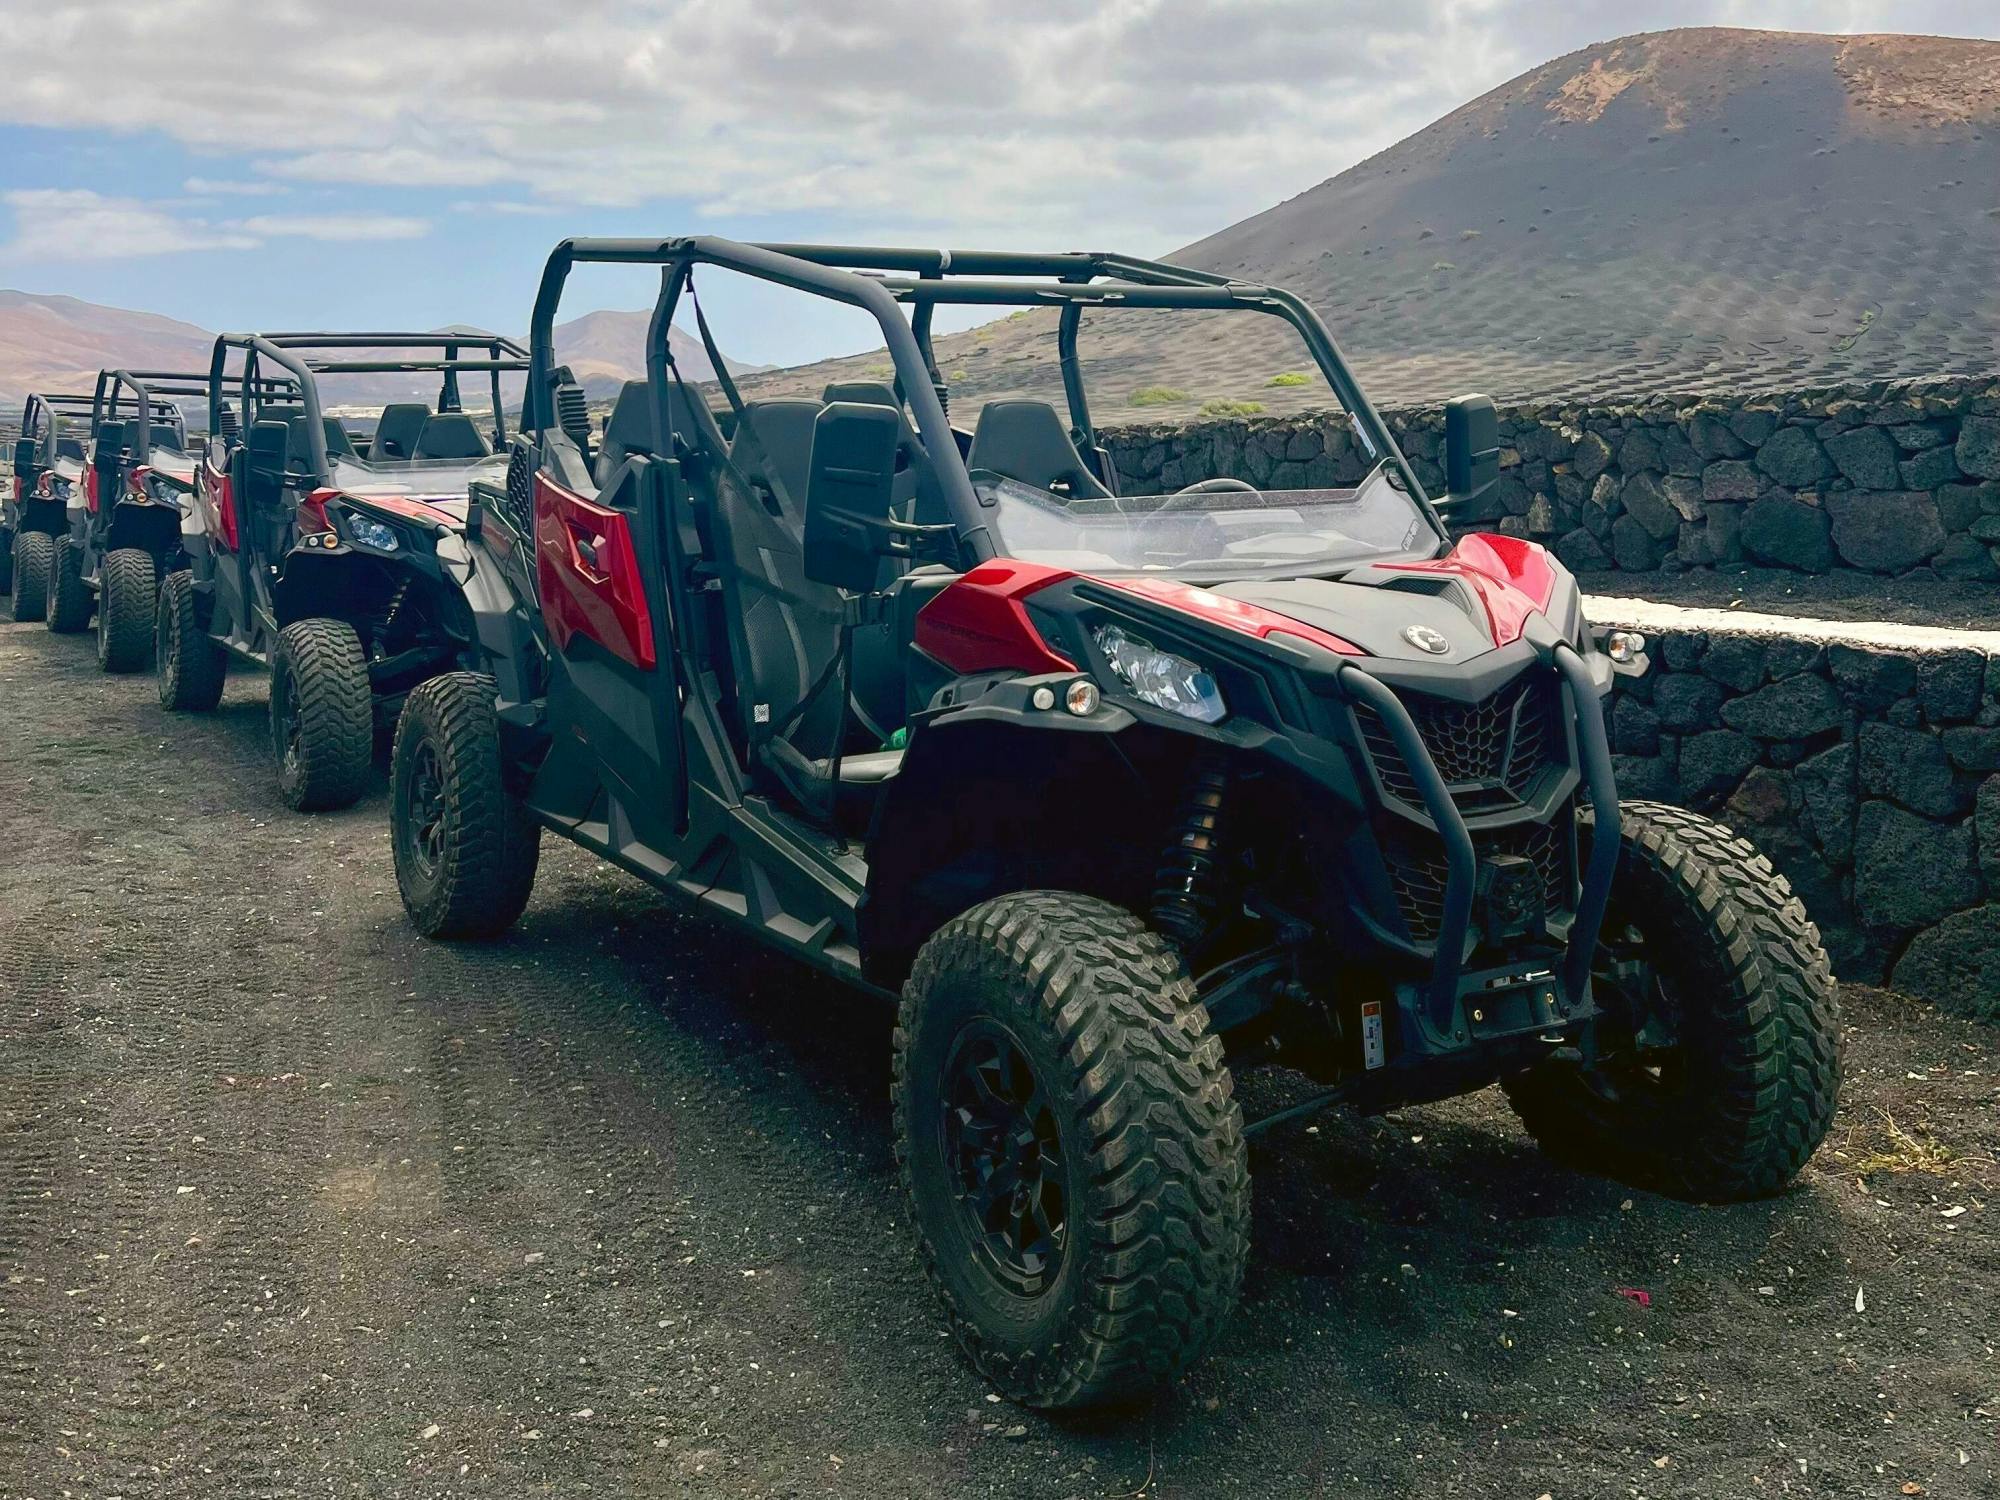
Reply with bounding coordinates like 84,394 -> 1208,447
894,892 -> 1250,1408
270,618 -> 374,811
391,671 -> 541,939
96,548 -> 157,672
11,531 -> 52,621
46,535 -> 91,633
156,570 -> 226,711
1503,801 -> 1840,1201
0,529 -> 12,595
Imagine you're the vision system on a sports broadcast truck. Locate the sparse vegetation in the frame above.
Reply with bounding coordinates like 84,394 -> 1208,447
1431,261 -> 1456,272
1198,398 -> 1265,419
1265,372 -> 1310,387
1130,386 -> 1190,407
865,363 -> 893,379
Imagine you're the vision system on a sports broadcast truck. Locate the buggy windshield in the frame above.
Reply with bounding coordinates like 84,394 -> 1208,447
975,467 -> 1440,577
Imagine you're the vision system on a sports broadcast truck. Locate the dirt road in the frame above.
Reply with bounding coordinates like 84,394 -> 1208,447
1,616 -> 1995,1499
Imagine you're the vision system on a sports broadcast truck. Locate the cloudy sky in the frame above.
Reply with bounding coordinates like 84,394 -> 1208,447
0,0 -> 1994,363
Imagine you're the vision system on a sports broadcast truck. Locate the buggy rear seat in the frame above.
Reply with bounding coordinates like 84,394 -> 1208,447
371,403 -> 430,461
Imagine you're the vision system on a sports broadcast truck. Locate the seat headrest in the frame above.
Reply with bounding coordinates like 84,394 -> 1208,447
411,413 -> 491,461
593,378 -> 731,487
821,381 -> 900,409
148,424 -> 183,452
372,402 -> 431,461
966,400 -> 1110,499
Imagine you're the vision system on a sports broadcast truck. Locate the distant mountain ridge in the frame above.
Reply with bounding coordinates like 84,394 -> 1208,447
0,295 -> 748,415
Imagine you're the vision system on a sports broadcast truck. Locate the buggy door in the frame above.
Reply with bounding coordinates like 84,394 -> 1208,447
531,455 -> 684,849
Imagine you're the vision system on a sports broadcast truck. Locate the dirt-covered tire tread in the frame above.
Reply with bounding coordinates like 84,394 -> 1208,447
1503,799 -> 1840,1202
97,547 -> 157,672
893,891 -> 1250,1408
391,671 -> 541,940
272,618 -> 374,811
156,569 -> 226,711
11,530 -> 52,621
46,534 -> 91,633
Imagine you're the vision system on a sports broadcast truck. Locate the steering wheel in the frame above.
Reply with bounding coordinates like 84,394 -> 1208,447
1139,475 -> 1260,519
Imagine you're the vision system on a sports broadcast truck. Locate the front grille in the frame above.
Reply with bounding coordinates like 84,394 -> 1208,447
1357,674 -> 1561,814
1383,817 -> 1572,942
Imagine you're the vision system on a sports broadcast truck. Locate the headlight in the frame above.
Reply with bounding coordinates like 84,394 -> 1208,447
50,476 -> 72,502
1093,623 -> 1226,723
146,476 -> 169,504
343,514 -> 400,552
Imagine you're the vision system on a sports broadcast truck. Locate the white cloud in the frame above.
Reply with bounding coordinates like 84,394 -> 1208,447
0,188 -> 259,261
230,213 -> 430,241
0,2 -> 1993,254
183,176 -> 284,196
451,199 -> 559,216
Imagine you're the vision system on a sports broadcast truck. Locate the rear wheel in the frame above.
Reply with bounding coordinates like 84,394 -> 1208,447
270,618 -> 373,811
1503,801 -> 1840,1201
0,530 -> 12,595
156,570 -> 226,711
11,531 -> 52,621
391,672 -> 541,939
46,535 -> 90,633
894,892 -> 1250,1408
96,548 -> 157,672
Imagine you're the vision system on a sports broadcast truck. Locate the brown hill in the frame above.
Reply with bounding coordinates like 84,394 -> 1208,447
0,297 -> 719,418
742,28 -> 2000,424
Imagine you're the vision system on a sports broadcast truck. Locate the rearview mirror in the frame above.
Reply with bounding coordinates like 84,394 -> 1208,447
12,437 -> 36,476
1443,393 -> 1500,517
802,401 -> 902,594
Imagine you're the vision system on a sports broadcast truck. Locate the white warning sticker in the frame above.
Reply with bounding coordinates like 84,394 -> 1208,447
1360,1001 -> 1385,1070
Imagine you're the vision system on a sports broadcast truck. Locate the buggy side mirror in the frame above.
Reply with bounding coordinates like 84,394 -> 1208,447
1443,394 -> 1500,519
13,437 -> 36,477
244,419 -> 291,505
93,421 -> 129,475
802,401 -> 903,594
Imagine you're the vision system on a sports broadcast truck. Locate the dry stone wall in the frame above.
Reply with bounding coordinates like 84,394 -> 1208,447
1104,376 -> 2000,578
1589,605 -> 2000,1019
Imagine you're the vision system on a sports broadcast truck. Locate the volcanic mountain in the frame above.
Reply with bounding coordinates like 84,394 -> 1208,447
743,28 -> 2000,423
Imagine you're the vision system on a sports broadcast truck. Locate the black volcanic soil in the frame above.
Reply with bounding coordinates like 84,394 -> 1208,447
2,616 -> 1998,1497
741,29 -> 2000,425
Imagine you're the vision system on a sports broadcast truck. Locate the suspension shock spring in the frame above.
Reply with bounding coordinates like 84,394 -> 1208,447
1152,755 -> 1231,949
379,575 -> 411,639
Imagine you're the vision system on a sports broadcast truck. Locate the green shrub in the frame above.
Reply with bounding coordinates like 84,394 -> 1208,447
1129,386 -> 1190,407
1265,372 -> 1310,387
1198,398 -> 1265,419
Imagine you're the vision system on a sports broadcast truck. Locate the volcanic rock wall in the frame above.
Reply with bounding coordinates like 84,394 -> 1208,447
1104,376 -> 2000,577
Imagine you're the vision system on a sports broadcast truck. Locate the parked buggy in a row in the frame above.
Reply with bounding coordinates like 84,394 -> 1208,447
158,332 -> 527,809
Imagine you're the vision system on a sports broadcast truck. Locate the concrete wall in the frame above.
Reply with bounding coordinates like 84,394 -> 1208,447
1104,376 -> 2000,578
1591,601 -> 2000,1018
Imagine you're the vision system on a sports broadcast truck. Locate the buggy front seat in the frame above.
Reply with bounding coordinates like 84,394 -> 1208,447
411,413 -> 492,461
372,403 -> 430,462
966,399 -> 1110,498
732,399 -> 818,523
707,408 -> 903,825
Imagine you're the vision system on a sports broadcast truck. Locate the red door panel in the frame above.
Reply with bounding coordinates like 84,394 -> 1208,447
533,473 -> 656,671
202,458 -> 238,551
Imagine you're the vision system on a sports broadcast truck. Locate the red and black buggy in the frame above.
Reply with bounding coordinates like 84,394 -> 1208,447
390,238 -> 1840,1408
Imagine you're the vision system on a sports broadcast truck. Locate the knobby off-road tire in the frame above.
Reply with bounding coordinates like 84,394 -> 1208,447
894,892 -> 1251,1408
96,548 -> 157,672
0,531 -> 12,595
11,531 -> 52,621
46,535 -> 91,633
391,672 -> 541,939
270,618 -> 373,811
1503,800 -> 1839,1202
156,570 -> 226,712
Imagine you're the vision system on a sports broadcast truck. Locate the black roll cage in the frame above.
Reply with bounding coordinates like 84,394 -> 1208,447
206,332 -> 532,485
91,369 -> 219,452
522,236 -> 1445,563
20,392 -> 98,464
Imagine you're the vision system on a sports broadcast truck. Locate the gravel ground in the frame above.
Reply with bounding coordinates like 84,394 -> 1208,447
2,615 -> 1997,1499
